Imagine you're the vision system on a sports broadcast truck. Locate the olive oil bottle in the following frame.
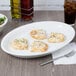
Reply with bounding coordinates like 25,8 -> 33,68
10,0 -> 21,19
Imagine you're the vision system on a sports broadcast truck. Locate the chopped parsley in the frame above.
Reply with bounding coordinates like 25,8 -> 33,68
0,16 -> 6,25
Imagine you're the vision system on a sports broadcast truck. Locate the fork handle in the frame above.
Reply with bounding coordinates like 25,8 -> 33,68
40,55 -> 64,66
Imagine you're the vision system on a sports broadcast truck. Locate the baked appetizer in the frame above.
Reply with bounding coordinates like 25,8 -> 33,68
48,32 -> 65,43
31,41 -> 48,52
30,29 -> 46,40
11,38 -> 28,50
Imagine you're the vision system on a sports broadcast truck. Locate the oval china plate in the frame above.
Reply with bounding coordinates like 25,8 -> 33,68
1,21 -> 75,58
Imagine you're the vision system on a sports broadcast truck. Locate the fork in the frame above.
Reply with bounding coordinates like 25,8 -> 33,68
40,50 -> 76,66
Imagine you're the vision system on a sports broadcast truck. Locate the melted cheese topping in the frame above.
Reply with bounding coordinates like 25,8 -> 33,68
31,41 -> 48,52
30,29 -> 46,40
11,38 -> 28,50
48,32 -> 65,43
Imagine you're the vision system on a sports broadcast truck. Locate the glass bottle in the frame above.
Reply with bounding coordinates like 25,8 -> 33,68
20,0 -> 33,20
10,0 -> 21,19
64,0 -> 76,25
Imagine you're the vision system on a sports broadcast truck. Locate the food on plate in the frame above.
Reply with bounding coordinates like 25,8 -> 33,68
30,29 -> 46,40
0,16 -> 6,25
31,41 -> 48,52
48,32 -> 65,43
11,38 -> 28,50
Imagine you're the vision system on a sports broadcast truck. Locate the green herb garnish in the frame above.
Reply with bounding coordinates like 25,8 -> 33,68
0,16 -> 6,25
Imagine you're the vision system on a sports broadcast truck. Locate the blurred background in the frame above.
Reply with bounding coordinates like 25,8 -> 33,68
0,0 -> 64,11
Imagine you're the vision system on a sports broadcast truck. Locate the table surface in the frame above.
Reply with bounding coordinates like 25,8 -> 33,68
0,11 -> 76,76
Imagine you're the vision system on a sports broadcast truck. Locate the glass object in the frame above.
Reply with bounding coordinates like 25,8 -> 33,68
10,0 -> 21,19
21,0 -> 33,20
64,0 -> 76,25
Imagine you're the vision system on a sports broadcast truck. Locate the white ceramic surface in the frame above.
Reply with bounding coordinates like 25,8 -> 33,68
0,13 -> 8,32
1,21 -> 75,58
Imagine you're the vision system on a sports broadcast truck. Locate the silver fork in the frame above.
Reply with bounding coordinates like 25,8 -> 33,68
40,50 -> 76,66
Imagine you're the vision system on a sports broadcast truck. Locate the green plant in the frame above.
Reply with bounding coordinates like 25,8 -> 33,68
0,16 -> 6,25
